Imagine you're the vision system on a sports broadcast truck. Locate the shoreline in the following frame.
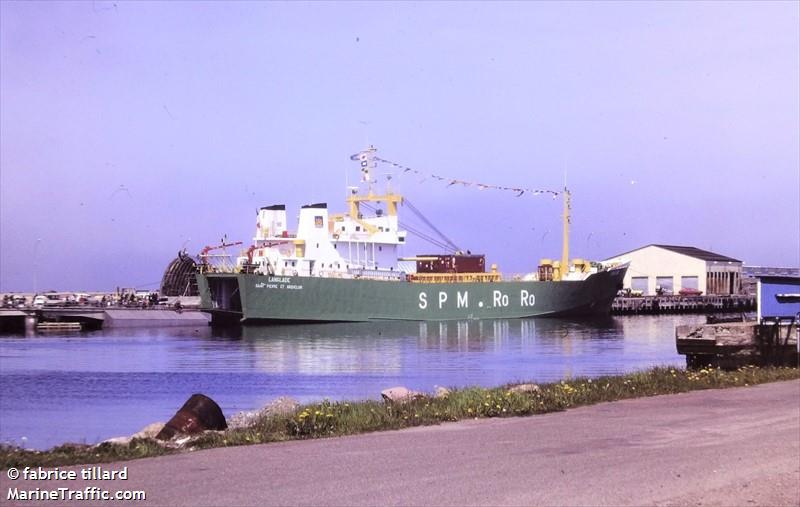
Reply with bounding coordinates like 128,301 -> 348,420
2,365 -> 798,469
2,379 -> 798,506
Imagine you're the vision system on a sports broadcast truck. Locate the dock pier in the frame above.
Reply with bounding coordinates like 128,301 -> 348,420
0,307 -> 210,333
676,320 -> 798,368
612,295 -> 754,315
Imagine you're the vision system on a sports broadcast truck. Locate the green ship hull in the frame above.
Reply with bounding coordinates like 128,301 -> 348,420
197,266 -> 626,324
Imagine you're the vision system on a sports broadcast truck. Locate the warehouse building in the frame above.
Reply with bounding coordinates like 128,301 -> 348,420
603,244 -> 743,296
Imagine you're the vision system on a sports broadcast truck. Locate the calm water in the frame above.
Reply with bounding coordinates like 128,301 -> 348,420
0,315 -> 702,449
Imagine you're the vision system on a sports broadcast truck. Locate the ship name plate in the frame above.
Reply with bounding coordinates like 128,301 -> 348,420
254,280 -> 303,290
418,290 -> 535,310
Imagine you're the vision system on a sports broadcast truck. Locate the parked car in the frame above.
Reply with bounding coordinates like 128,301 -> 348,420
679,288 -> 703,296
43,294 -> 65,306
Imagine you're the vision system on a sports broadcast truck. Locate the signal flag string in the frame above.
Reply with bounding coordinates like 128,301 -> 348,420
373,156 -> 562,199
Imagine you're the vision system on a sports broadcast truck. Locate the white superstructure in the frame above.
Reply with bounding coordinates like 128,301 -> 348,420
237,147 -> 409,279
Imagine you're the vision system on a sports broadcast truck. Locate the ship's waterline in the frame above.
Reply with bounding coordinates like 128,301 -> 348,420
199,264 -> 626,323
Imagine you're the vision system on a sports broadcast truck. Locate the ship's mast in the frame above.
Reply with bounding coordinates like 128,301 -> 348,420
348,146 -> 403,218
561,187 -> 571,277
360,145 -> 377,192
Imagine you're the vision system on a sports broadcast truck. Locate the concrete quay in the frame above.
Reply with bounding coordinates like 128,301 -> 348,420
2,380 -> 797,506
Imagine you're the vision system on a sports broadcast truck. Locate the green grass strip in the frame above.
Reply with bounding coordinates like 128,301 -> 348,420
2,365 -> 798,469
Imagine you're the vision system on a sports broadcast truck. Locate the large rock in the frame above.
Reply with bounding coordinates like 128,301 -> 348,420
156,394 -> 227,441
434,386 -> 451,399
381,386 -> 426,404
227,396 -> 300,430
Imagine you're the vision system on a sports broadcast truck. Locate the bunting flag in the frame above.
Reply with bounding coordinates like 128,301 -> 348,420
373,156 -> 561,198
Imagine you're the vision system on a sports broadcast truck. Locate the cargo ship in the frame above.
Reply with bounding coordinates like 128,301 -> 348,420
194,147 -> 627,324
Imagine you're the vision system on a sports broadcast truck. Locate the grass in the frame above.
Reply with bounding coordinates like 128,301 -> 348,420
2,365 -> 798,469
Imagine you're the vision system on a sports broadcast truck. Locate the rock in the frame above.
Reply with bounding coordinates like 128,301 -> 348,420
434,386 -> 451,399
174,436 -> 192,447
381,386 -> 426,404
509,383 -> 540,394
226,411 -> 258,430
156,393 -> 227,441
100,436 -> 132,446
175,429 -> 227,449
132,422 -> 165,440
227,396 -> 300,430
96,421 -> 165,448
263,396 -> 300,418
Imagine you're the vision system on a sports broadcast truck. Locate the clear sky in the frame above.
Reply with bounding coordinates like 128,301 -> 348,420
1,1 -> 798,292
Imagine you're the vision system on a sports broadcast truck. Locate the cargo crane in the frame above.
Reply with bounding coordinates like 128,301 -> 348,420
198,241 -> 243,273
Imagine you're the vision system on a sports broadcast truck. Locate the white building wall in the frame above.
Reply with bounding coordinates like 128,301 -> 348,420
603,246 -> 708,296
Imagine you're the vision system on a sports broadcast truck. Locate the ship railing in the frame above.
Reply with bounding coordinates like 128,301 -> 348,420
346,267 -> 406,281
198,264 -> 238,274
407,272 -> 503,284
